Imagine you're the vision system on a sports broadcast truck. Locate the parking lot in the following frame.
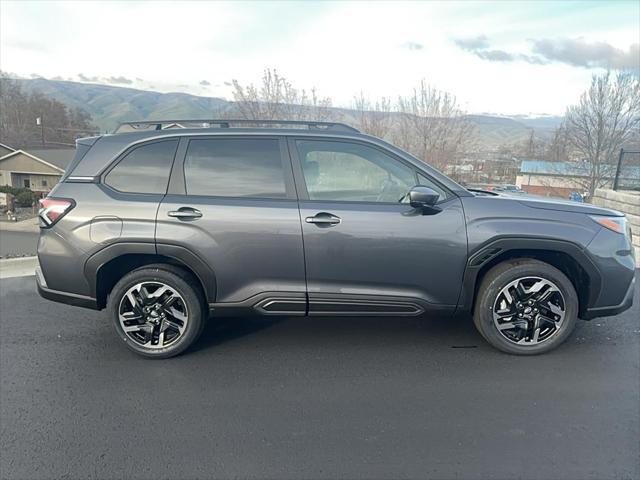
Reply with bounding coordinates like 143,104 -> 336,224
1,272 -> 638,480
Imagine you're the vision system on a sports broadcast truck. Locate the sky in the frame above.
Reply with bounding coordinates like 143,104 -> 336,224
1,0 -> 638,116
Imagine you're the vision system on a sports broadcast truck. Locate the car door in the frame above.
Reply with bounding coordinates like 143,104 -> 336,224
156,136 -> 307,315
289,137 -> 468,316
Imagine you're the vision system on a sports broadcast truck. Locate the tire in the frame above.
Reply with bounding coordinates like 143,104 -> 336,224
108,264 -> 206,358
473,259 -> 578,355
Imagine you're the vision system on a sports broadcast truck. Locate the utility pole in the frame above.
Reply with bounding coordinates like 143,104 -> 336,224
36,115 -> 45,146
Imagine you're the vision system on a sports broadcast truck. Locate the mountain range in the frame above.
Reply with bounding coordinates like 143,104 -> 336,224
15,78 -> 563,149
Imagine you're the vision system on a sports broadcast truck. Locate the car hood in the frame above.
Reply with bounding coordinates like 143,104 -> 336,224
512,194 -> 624,216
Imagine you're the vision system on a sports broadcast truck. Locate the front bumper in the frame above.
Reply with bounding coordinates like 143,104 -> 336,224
36,267 -> 98,310
582,272 -> 635,320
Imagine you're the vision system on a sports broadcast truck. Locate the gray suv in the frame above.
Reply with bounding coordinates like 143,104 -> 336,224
36,120 -> 636,358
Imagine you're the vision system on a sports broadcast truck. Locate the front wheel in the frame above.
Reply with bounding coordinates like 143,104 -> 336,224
473,259 -> 578,355
108,266 -> 206,358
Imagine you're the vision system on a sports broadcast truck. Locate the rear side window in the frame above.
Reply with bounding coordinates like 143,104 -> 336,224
184,138 -> 287,198
105,139 -> 178,194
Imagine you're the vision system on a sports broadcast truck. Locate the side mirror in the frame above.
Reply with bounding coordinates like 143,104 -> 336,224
409,186 -> 440,210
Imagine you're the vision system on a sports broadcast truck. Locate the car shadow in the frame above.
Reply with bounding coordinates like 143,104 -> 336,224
192,312 -> 484,353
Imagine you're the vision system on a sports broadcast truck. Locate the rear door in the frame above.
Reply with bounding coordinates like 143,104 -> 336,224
156,136 -> 306,314
289,137 -> 468,316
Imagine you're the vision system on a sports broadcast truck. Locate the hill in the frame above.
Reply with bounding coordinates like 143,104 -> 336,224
14,78 -> 562,148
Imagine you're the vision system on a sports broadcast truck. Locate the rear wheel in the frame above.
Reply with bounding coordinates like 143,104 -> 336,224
108,266 -> 205,358
473,259 -> 578,355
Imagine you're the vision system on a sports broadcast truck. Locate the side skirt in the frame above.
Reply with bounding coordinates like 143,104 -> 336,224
209,292 -> 455,317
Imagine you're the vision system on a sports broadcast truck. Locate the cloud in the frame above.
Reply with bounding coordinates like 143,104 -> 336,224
454,36 -> 521,63
475,50 -> 514,62
200,80 -> 211,86
78,73 -> 99,82
5,39 -> 49,53
104,76 -> 133,85
454,35 -> 489,51
531,38 -> 639,69
456,34 -> 638,70
401,41 -> 423,51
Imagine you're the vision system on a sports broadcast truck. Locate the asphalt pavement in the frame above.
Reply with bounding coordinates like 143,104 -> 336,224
0,230 -> 39,257
1,273 -> 638,480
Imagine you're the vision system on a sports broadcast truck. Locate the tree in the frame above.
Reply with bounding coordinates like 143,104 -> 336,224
395,80 -> 475,171
229,68 -> 334,122
563,71 -> 640,196
544,125 -> 570,162
352,92 -> 392,138
0,73 -> 98,147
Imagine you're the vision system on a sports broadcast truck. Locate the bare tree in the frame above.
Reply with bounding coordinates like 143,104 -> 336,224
229,68 -> 334,122
544,125 -> 570,162
0,73 -> 97,147
395,80 -> 475,171
352,92 -> 392,138
564,71 -> 640,196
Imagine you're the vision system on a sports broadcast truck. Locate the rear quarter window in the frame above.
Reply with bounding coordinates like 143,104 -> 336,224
105,139 -> 178,194
183,138 -> 287,198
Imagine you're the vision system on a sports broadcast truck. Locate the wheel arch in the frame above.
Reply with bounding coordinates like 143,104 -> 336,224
85,242 -> 216,309
459,238 -> 602,319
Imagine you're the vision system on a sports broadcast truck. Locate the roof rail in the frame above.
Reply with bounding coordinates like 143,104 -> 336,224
114,119 -> 359,134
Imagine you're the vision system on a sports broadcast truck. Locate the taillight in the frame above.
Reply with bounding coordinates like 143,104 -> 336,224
39,198 -> 75,227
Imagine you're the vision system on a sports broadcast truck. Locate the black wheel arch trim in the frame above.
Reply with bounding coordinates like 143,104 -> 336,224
84,242 -> 217,306
457,237 -> 602,318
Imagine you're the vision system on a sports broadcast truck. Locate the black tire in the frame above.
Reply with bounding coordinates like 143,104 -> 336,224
108,264 -> 206,359
473,259 -> 578,355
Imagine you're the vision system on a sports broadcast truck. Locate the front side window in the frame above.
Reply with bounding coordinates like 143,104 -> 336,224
105,139 -> 178,194
417,173 -> 450,202
295,140 -> 416,203
184,138 -> 287,198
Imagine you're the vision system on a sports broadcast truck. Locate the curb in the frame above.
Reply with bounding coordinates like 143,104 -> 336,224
0,220 -> 40,233
0,256 -> 39,279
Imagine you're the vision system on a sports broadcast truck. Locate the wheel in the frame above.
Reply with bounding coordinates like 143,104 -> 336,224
473,259 -> 578,355
108,265 -> 206,358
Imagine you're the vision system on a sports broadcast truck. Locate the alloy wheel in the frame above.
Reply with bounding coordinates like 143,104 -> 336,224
118,281 -> 189,349
492,276 -> 566,345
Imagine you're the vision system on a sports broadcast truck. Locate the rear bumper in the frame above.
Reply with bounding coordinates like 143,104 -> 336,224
582,272 -> 635,320
36,267 -> 98,310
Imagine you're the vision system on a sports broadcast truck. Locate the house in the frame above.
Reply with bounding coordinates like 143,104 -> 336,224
0,142 -> 15,157
515,159 -> 640,198
450,151 -> 520,186
0,147 -> 75,194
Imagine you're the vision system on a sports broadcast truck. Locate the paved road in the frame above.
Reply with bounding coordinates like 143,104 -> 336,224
1,274 -> 638,480
0,230 -> 39,257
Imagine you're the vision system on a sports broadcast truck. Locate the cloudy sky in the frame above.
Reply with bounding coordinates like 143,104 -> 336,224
1,0 -> 638,115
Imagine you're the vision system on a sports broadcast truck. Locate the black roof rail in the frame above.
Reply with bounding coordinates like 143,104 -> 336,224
114,119 -> 359,134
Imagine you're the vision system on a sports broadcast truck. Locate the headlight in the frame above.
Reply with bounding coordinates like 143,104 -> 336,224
590,215 -> 628,235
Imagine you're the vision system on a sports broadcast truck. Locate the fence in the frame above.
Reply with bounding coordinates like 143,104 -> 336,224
613,149 -> 640,191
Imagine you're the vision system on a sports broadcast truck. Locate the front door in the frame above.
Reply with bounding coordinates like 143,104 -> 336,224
156,136 -> 306,314
289,138 -> 467,316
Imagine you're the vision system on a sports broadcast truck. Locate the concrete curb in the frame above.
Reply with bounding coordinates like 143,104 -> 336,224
0,256 -> 39,279
0,219 -> 40,233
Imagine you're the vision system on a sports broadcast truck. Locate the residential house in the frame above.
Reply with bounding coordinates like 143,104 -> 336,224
0,147 -> 75,195
0,142 -> 15,158
515,159 -> 640,198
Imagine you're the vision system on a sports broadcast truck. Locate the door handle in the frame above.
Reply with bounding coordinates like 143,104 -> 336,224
305,212 -> 341,226
168,208 -> 203,219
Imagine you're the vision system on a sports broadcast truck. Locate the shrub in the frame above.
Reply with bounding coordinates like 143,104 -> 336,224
15,190 -> 35,207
